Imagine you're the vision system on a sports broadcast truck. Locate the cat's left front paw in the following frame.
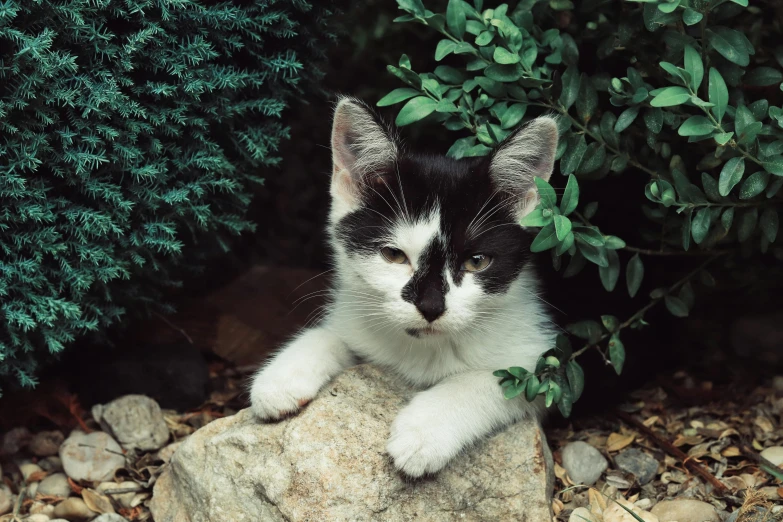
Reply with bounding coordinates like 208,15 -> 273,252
386,410 -> 459,477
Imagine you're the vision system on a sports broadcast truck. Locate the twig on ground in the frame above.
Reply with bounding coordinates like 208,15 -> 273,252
615,410 -> 730,495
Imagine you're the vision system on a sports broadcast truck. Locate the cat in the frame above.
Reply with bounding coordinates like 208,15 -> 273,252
249,96 -> 559,477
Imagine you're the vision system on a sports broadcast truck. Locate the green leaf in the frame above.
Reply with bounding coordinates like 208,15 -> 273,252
763,156 -> 783,176
559,175 -> 579,216
500,103 -> 527,129
520,208 -> 552,227
678,116 -> 715,136
508,366 -> 528,379
576,74 -> 599,123
644,107 -> 663,133
434,65 -> 465,84
535,177 -> 557,209
601,315 -> 620,333
760,208 -> 779,243
721,207 -> 735,231
665,295 -> 689,317
579,243 -> 609,268
559,66 -> 580,110
745,67 -> 783,87
707,27 -> 751,67
555,374 -> 573,418
608,334 -> 625,375
447,136 -> 478,159
683,45 -> 703,92
567,320 -> 603,343
599,249 -> 620,291
682,8 -> 703,26
378,88 -> 421,107
574,226 -> 605,246
657,0 -> 680,13
561,134 -> 587,175
493,47 -> 520,64
396,96 -> 438,126
626,254 -> 644,298
738,207 -> 758,242
701,172 -> 722,202
485,64 -> 523,82
708,68 -> 728,122
435,40 -> 457,61
504,383 -> 525,399
718,157 -> 745,196
691,208 -> 711,244
531,222 -> 559,252
614,106 -> 640,133
566,360 -> 585,402
525,374 -> 540,402
682,210 -> 692,251
554,215 -> 572,241
739,171 -> 770,200
446,0 -> 467,38
650,86 -> 691,107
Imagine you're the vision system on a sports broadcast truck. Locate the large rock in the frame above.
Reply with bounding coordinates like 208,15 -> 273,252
151,365 -> 554,522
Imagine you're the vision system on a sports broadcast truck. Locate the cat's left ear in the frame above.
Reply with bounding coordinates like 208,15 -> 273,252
489,116 -> 559,219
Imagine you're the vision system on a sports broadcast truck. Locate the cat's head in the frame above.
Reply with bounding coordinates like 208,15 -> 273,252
328,97 -> 558,337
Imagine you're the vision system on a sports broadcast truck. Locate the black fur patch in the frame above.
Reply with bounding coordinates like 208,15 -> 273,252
334,152 -> 534,301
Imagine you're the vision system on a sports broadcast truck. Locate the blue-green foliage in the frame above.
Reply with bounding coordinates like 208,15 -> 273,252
0,0 -> 339,392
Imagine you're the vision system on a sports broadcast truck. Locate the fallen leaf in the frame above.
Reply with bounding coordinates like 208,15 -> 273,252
673,434 -> 704,447
607,432 -> 636,452
588,487 -> 607,514
643,416 -> 659,427
722,446 -> 741,457
82,488 -> 115,514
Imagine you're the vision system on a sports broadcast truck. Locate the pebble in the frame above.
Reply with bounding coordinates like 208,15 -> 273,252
29,430 -> 65,457
37,473 -> 72,498
0,485 -> 13,516
19,463 -> 43,481
94,515 -> 130,522
773,375 -> 783,391
26,482 -> 39,498
93,395 -> 169,452
650,499 -> 720,522
614,448 -> 659,485
569,507 -> 599,522
59,430 -> 125,482
29,500 -> 56,516
24,514 -> 51,522
603,497 -> 659,522
52,497 -> 97,520
561,441 -> 608,486
39,456 -> 63,473
760,446 -> 783,466
97,482 -> 137,509
2,427 -> 31,454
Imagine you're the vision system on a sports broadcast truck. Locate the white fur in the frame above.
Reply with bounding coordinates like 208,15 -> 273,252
250,105 -> 557,477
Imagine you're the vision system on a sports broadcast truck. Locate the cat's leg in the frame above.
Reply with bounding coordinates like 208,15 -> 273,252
387,370 -> 543,477
250,327 -> 355,420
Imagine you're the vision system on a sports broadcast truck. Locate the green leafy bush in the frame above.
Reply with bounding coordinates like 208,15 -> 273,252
383,0 -> 782,416
0,0 -> 340,392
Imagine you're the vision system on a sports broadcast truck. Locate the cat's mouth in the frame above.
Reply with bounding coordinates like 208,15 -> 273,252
405,326 -> 443,338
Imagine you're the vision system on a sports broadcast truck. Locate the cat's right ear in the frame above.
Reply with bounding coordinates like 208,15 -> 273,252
331,97 -> 397,211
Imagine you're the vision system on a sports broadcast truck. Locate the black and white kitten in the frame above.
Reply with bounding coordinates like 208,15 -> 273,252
250,97 -> 558,477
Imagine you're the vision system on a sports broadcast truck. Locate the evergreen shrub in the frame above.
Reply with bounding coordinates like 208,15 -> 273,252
0,0 -> 339,392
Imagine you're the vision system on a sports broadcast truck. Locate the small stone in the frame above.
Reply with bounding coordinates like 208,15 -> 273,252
772,375 -> 783,391
97,482 -> 137,509
94,395 -> 169,452
0,485 -> 14,516
94,515 -> 129,522
760,486 -> 781,500
52,497 -> 97,520
650,499 -> 720,522
614,448 -> 659,485
20,463 -> 43,481
26,482 -> 39,498
59,430 -> 126,482
2,427 -> 31,454
29,500 -> 55,516
39,456 -> 63,473
155,440 -> 183,463
29,431 -> 65,457
604,497 -> 659,522
23,514 -> 50,522
37,473 -> 72,498
569,507 -> 600,522
561,441 -> 608,486
760,446 -> 783,467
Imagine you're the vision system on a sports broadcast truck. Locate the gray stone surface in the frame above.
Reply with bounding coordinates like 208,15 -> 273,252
650,499 -> 720,522
561,441 -> 608,486
93,394 -> 169,452
614,448 -> 659,485
151,365 -> 554,522
59,430 -> 126,482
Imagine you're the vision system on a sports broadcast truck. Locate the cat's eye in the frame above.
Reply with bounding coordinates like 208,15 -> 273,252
381,247 -> 409,264
462,254 -> 492,272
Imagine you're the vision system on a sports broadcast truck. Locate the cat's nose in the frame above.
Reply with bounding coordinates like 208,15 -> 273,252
415,287 -> 445,323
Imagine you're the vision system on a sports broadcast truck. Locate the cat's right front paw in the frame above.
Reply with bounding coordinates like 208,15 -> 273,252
249,376 -> 315,421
